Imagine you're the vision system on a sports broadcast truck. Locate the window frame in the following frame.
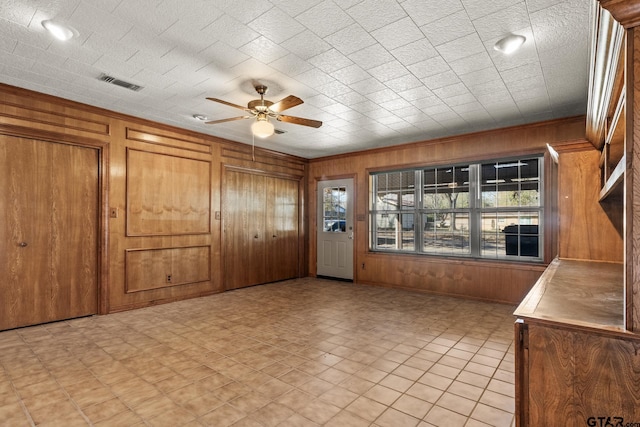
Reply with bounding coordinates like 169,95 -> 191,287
369,155 -> 544,262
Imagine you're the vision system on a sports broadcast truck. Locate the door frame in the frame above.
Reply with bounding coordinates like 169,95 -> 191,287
313,174 -> 357,280
0,123 -> 110,314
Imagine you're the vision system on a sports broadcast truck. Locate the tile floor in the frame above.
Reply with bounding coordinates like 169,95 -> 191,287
0,278 -> 517,427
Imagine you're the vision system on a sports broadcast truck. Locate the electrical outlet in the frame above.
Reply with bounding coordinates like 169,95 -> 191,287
166,274 -> 172,283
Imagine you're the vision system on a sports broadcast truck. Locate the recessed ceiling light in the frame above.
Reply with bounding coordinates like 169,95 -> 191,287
192,114 -> 209,121
494,34 -> 526,54
42,19 -> 77,41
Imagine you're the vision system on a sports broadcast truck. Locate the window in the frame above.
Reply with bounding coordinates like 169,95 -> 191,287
370,156 -> 543,261
322,186 -> 347,232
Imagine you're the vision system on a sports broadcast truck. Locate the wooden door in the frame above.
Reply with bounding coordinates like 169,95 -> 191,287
0,135 -> 98,330
223,169 -> 299,289
223,169 -> 266,289
265,176 -> 299,283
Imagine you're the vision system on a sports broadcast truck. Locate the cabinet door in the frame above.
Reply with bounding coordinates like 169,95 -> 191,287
0,136 -> 98,330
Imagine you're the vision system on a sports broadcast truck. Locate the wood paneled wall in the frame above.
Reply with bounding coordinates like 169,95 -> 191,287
0,83 -> 306,314
558,149 -> 624,261
309,117 -> 588,304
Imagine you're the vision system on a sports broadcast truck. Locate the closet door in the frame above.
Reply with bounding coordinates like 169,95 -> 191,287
0,136 -> 98,330
265,176 -> 299,283
223,169 -> 266,289
223,169 -> 299,289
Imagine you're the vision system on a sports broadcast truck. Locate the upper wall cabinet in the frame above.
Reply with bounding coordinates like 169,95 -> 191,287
586,2 -> 626,200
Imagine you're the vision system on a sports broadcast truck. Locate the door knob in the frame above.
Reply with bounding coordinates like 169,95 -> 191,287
254,234 -> 259,239
272,235 -> 277,238
19,242 -> 28,247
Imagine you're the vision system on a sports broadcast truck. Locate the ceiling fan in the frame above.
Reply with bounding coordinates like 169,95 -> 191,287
205,85 -> 322,138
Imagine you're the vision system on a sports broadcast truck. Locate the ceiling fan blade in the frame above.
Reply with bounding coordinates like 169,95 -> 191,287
206,97 -> 251,112
205,116 -> 251,125
277,115 -> 322,128
269,95 -> 303,113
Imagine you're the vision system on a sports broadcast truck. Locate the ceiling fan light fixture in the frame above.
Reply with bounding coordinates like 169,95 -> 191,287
251,118 -> 274,138
42,19 -> 77,41
494,34 -> 526,54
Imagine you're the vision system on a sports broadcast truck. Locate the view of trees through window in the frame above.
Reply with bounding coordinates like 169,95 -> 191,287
322,186 -> 347,233
370,157 -> 543,260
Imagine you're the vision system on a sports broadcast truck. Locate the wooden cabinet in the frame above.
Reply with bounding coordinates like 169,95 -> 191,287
223,167 -> 300,289
0,135 -> 99,330
515,3 -> 640,424
514,260 -> 640,426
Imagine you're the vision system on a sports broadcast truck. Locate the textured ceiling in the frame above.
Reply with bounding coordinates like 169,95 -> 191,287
0,0 -> 591,158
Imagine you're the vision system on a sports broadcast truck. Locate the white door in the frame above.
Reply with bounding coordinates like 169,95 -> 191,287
317,178 -> 354,280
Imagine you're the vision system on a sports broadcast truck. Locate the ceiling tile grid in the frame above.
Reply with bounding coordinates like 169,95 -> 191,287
0,0 -> 591,158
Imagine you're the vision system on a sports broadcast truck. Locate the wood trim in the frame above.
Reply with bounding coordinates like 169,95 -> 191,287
126,128 -> 211,154
222,163 -> 305,180
551,139 -> 601,153
221,146 -> 306,175
599,0 -> 640,28
310,116 -> 585,163
629,26 -> 640,332
0,123 -> 110,315
0,100 -> 110,136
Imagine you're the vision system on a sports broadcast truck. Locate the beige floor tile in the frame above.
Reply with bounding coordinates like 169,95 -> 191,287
376,407 -> 421,427
319,386 -> 359,408
436,392 -> 477,416
470,403 -> 513,426
278,413 -> 320,427
407,381 -> 446,404
447,380 -> 485,401
248,401 -> 294,427
391,393 -> 432,419
0,279 -> 516,426
418,372 -> 454,390
346,396 -> 387,422
364,384 -> 402,405
276,389 -> 316,412
392,365 -> 425,381
198,403 -> 245,427
298,398 -> 342,424
148,406 -> 196,427
82,397 -> 129,423
325,409 -> 371,427
479,390 -> 515,413
317,367 -> 352,384
424,405 -> 469,427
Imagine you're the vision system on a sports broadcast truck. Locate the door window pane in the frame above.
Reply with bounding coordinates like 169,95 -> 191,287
322,186 -> 346,232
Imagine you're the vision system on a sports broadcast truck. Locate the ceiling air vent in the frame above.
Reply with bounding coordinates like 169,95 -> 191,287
98,73 -> 143,92
274,128 -> 286,134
